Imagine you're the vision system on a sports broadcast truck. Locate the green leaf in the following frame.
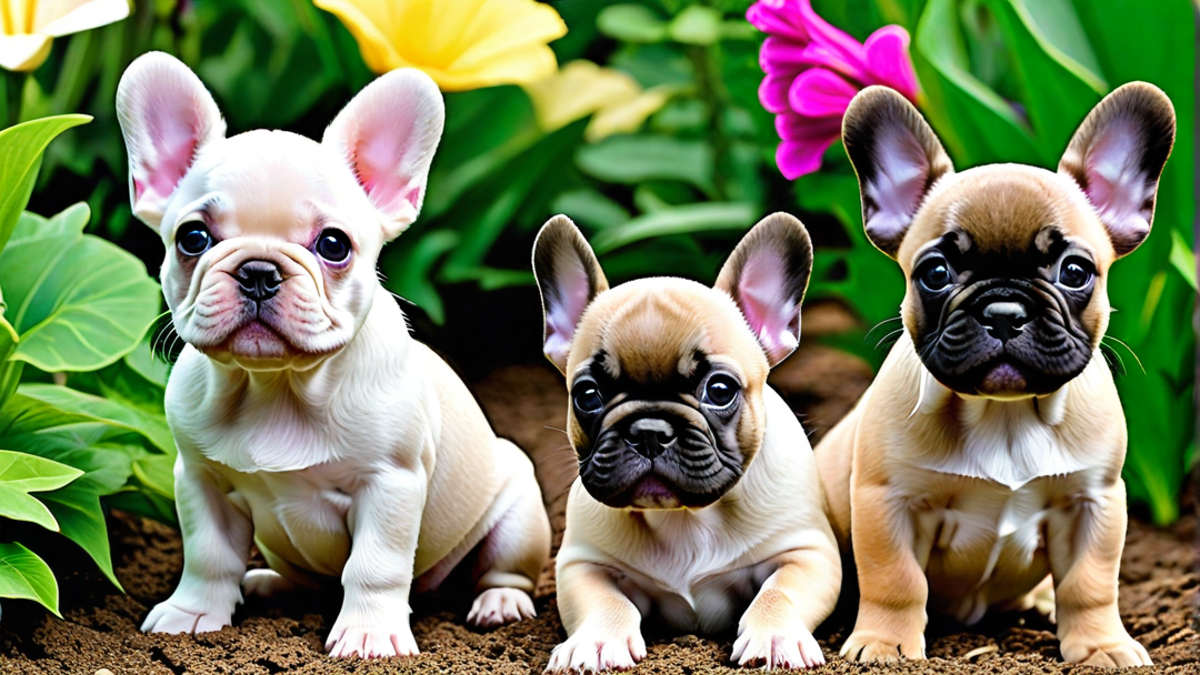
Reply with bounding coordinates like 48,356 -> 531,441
0,204 -> 162,372
0,541 -> 59,616
132,453 -> 175,500
0,448 -> 83,492
40,484 -> 122,590
552,189 -> 632,231
9,203 -> 90,245
0,485 -> 59,531
1169,231 -> 1196,291
912,0 -> 1041,166
591,202 -> 757,254
669,6 -> 722,45
0,115 -> 91,256
597,4 -> 668,43
983,0 -> 1104,161
390,230 -> 459,325
17,384 -> 173,455
577,135 -> 714,192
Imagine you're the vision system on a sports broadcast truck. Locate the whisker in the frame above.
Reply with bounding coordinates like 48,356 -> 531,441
875,328 -> 904,350
1101,335 -> 1145,375
864,315 -> 902,341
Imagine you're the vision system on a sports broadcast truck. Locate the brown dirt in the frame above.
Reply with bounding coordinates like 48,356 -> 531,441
2,304 -> 1197,674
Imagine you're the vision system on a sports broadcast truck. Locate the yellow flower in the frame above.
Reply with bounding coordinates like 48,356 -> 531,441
0,0 -> 130,72
315,0 -> 567,92
524,60 -> 672,142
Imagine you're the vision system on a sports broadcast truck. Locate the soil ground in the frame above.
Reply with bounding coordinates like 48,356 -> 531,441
1,304 -> 1197,674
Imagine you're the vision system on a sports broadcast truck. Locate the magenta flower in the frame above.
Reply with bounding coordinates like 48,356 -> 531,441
748,0 -> 919,179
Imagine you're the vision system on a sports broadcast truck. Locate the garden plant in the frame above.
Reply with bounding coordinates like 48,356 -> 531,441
0,0 -> 1194,673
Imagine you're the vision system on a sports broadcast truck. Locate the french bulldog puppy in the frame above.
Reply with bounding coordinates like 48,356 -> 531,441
815,83 -> 1175,667
534,214 -> 841,672
116,52 -> 551,658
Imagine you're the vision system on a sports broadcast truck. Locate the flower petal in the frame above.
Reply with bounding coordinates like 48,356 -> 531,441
0,33 -> 52,72
588,86 -> 671,142
525,60 -> 638,131
746,0 -> 808,43
775,110 -> 842,142
759,72 -> 796,114
436,43 -> 558,91
863,25 -> 919,99
36,0 -> 130,37
449,0 -> 567,74
777,134 -> 837,179
788,67 -> 856,118
314,0 -> 406,75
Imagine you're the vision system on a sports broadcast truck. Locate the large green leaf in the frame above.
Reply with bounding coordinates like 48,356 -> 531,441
0,541 -> 59,616
16,384 -> 173,455
590,202 -> 758,254
576,135 -> 715,193
0,115 -> 91,256
40,483 -> 122,590
912,0 -> 1041,166
0,204 -> 161,372
0,449 -> 82,531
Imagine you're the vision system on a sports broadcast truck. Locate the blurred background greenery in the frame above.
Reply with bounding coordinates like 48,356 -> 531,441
0,0 -> 1194,613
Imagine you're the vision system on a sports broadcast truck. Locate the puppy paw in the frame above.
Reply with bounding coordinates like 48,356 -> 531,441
732,626 -> 825,669
325,623 -> 419,659
839,630 -> 925,663
242,569 -> 296,599
545,628 -> 646,673
141,599 -> 232,634
467,588 -> 536,629
1061,634 -> 1152,668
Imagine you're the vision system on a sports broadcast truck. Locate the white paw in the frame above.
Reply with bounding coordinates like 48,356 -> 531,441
141,599 -> 232,634
326,620 -> 418,659
242,569 -> 296,599
732,626 -> 825,669
546,627 -> 646,673
467,588 -> 536,628
1062,633 -> 1152,668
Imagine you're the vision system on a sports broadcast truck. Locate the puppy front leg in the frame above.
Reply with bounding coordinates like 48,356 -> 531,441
732,542 -> 841,669
841,482 -> 928,662
327,466 -> 427,659
143,457 -> 253,633
1051,479 -> 1151,667
546,560 -> 646,673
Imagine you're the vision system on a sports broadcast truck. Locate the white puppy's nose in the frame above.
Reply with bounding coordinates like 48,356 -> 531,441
237,260 -> 282,302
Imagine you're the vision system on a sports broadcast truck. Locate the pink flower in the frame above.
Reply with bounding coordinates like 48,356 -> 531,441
747,0 -> 919,179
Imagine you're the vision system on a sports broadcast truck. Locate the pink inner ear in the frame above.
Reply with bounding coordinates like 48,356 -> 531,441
1083,118 -> 1152,244
864,124 -> 930,245
137,101 -> 202,202
544,255 -> 593,363
349,109 -> 421,219
737,248 -> 799,364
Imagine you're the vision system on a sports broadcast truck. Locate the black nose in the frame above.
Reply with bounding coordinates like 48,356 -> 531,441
981,301 -> 1028,342
236,260 -> 282,302
624,418 -> 676,459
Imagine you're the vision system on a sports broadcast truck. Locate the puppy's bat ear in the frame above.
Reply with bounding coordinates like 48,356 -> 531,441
842,86 -> 954,258
323,69 -> 445,242
715,213 -> 813,368
1058,82 -> 1175,257
116,52 -> 226,229
533,215 -> 609,374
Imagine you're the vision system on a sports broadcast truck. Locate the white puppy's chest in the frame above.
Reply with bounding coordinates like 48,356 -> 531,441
896,394 -> 1107,624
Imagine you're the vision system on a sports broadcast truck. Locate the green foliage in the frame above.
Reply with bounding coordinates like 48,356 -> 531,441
0,117 -> 170,615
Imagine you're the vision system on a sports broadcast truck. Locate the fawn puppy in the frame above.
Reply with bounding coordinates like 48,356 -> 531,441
535,214 -> 841,672
816,82 -> 1174,667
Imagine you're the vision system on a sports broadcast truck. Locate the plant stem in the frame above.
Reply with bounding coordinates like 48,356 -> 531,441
3,70 -> 27,128
687,43 -> 731,201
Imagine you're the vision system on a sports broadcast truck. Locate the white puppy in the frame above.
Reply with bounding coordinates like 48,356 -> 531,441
116,52 -> 551,659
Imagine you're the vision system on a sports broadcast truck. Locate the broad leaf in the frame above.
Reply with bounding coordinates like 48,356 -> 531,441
0,204 -> 161,372
576,135 -> 715,193
0,449 -> 82,531
16,384 -> 173,455
0,115 -> 91,256
9,203 -> 90,244
0,541 -> 59,616
591,202 -> 757,254
596,4 -> 667,43
40,484 -> 122,590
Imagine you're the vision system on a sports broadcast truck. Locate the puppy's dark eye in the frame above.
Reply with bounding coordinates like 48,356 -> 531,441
176,223 -> 212,256
316,229 -> 352,263
702,374 -> 740,408
918,259 -> 954,292
573,384 -> 603,415
1058,257 -> 1094,290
